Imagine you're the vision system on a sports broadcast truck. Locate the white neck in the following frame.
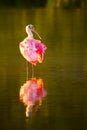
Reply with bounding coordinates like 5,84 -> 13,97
27,30 -> 33,39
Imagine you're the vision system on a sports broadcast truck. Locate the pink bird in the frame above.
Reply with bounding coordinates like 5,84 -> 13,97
19,24 -> 47,79
19,24 -> 47,65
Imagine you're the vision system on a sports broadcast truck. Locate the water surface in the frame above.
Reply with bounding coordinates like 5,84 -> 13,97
0,8 -> 87,130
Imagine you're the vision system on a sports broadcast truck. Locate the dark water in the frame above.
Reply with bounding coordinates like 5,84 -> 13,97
0,8 -> 87,130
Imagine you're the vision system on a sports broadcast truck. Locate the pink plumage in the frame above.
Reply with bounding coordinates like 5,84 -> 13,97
19,24 -> 47,65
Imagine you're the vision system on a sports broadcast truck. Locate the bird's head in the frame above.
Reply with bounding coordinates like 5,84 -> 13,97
26,24 -> 41,39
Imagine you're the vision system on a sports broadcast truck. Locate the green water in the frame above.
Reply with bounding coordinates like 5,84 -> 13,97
0,8 -> 87,130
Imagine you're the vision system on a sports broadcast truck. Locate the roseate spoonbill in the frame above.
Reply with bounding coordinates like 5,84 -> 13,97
19,24 -> 47,79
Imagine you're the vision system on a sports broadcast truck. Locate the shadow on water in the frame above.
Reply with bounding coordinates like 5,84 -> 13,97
0,7 -> 87,130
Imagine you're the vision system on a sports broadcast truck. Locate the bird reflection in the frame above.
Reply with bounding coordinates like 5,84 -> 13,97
19,78 -> 47,117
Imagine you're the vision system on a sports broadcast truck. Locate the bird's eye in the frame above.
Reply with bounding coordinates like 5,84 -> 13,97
28,24 -> 33,29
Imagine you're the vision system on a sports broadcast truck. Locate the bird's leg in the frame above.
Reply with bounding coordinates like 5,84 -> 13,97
26,60 -> 29,81
32,64 -> 34,78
